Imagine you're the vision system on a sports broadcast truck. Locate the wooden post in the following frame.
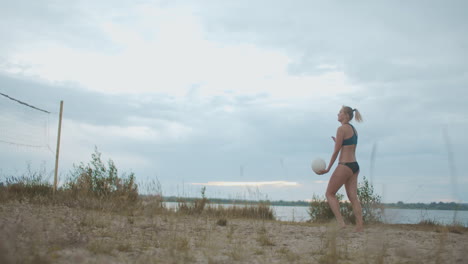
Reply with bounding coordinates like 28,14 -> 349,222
54,100 -> 64,194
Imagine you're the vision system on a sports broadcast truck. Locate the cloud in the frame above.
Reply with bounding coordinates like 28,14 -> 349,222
66,120 -> 193,143
313,180 -> 328,184
195,1 -> 468,77
1,1 -> 467,203
0,1 -> 364,102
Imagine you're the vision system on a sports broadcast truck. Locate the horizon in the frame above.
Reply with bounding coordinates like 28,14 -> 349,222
159,194 -> 468,205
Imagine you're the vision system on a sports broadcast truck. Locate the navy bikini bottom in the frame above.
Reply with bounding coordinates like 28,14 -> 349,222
339,162 -> 360,174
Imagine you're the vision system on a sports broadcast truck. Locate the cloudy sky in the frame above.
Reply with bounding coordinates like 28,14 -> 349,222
1,0 -> 467,203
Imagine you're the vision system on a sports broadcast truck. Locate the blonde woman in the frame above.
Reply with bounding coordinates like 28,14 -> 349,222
318,106 -> 364,232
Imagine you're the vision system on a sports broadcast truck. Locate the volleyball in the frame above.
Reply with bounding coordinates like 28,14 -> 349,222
311,158 -> 326,174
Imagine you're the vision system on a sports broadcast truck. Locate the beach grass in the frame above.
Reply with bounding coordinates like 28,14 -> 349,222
1,186 -> 467,263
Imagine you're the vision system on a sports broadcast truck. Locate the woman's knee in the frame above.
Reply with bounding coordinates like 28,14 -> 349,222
348,196 -> 360,204
325,191 -> 336,200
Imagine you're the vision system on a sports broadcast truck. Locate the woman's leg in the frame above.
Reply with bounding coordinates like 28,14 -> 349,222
345,171 -> 364,232
326,165 -> 352,228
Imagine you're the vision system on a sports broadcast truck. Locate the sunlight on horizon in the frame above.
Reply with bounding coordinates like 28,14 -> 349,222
191,181 -> 299,187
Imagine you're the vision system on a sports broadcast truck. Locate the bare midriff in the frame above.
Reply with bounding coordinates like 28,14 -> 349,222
339,145 -> 357,163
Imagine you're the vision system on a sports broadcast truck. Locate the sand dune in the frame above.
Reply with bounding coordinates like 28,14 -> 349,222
1,201 -> 467,263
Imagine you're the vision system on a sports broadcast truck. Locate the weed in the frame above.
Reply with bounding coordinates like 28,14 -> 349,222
204,202 -> 275,220
227,225 -> 235,241
217,218 -> 228,226
254,248 -> 264,255
447,224 -> 465,234
435,231 -> 447,264
0,164 -> 53,202
257,226 -> 275,246
117,243 -> 132,252
87,239 -> 115,255
374,240 -> 388,264
173,236 -> 190,251
226,242 -> 246,261
418,219 -> 440,226
277,247 -> 300,262
416,219 -> 467,234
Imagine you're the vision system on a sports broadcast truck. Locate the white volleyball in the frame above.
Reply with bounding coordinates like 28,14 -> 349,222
311,158 -> 326,174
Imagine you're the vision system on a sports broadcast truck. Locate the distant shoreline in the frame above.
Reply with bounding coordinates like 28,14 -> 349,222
156,196 -> 468,211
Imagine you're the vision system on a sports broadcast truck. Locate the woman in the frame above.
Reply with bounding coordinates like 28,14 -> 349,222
318,106 -> 364,232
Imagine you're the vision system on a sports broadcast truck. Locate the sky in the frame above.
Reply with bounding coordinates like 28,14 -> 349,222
1,0 -> 467,203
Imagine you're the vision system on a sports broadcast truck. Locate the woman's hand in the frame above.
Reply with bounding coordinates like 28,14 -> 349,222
317,168 -> 330,175
331,136 -> 336,142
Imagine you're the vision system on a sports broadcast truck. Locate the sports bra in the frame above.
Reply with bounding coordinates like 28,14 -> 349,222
342,124 -> 357,146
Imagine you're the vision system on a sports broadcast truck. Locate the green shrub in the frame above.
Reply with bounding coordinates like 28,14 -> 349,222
64,147 -> 138,203
357,176 -> 383,223
308,176 -> 382,223
308,193 -> 348,223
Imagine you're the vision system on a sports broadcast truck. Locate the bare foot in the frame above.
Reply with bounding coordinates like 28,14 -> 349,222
354,226 -> 364,232
338,221 -> 346,229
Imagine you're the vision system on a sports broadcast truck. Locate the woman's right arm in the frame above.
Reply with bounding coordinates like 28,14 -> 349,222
319,126 -> 344,174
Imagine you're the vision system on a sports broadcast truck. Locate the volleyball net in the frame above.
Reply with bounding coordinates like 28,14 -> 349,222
0,92 -> 52,151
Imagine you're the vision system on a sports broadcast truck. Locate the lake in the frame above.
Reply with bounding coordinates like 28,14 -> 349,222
165,202 -> 468,227
273,205 -> 468,227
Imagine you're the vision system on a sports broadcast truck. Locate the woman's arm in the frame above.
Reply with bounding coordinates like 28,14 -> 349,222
318,126 -> 344,174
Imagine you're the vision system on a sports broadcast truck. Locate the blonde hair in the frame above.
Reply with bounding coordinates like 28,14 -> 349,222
342,106 -> 363,123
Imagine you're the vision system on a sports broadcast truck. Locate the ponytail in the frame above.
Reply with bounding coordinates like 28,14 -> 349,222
354,108 -> 363,122
342,105 -> 363,123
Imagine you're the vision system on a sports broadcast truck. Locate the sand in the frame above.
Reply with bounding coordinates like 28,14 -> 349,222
1,201 -> 467,264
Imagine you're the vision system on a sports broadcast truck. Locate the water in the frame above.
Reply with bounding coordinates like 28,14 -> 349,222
273,205 -> 468,227
164,202 -> 468,226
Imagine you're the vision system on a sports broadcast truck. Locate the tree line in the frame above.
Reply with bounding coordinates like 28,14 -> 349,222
384,201 -> 468,211
162,197 -> 468,211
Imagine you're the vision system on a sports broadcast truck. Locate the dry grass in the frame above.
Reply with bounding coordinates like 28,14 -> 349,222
385,221 -> 468,234
177,200 -> 275,220
1,174 -> 467,264
1,200 -> 468,263
256,226 -> 276,246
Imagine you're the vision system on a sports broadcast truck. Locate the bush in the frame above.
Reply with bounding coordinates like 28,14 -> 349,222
357,176 -> 383,223
308,176 -> 382,224
0,164 -> 53,202
64,147 -> 138,203
308,193 -> 348,223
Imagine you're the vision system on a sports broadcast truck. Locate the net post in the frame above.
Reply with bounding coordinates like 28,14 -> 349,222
54,101 -> 64,194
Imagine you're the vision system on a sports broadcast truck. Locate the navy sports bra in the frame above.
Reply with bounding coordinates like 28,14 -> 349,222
342,124 -> 357,146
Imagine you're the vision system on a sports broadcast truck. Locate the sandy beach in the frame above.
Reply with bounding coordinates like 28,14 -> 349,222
1,201 -> 467,264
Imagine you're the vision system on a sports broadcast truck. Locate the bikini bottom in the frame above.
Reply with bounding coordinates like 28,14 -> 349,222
339,161 -> 359,174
